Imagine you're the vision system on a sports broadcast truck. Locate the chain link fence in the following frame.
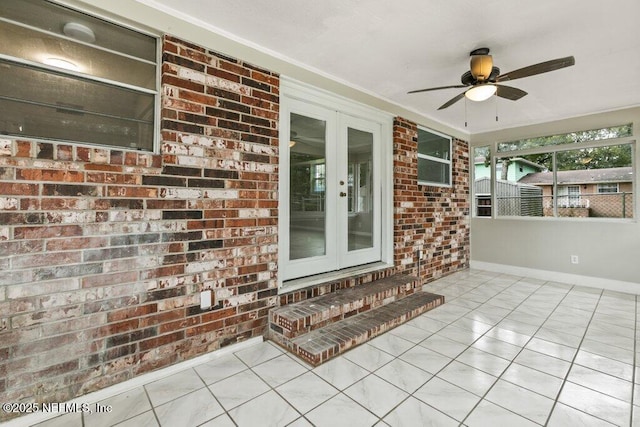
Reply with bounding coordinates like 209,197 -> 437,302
494,193 -> 633,218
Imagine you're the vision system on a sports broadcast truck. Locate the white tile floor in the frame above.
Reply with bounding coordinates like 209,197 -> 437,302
33,270 -> 640,426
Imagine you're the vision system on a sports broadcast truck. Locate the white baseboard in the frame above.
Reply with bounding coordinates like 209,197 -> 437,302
470,261 -> 640,295
2,337 -> 263,427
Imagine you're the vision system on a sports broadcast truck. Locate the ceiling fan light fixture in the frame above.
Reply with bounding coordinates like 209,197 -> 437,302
465,84 -> 497,102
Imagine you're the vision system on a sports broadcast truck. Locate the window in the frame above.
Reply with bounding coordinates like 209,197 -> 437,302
558,186 -> 581,208
598,183 -> 619,193
494,140 -> 634,219
476,195 -> 492,217
311,163 -> 325,193
417,127 -> 452,186
473,145 -> 492,217
0,0 -> 157,150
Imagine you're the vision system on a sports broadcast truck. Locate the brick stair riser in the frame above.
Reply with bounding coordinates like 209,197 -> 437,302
290,295 -> 444,366
271,281 -> 419,339
278,268 -> 399,306
295,313 -> 408,366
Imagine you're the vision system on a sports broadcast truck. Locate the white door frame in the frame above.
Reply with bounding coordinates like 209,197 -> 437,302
279,78 -> 394,287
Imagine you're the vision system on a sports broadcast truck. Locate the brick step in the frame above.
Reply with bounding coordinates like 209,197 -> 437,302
276,291 -> 444,366
270,274 -> 421,340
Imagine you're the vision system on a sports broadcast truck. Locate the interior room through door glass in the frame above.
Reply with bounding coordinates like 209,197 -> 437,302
289,113 -> 327,260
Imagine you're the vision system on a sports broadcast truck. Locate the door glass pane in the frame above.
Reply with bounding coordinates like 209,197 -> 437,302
347,127 -> 373,251
289,113 -> 327,260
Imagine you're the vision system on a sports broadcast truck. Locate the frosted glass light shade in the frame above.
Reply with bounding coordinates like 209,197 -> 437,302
465,84 -> 497,102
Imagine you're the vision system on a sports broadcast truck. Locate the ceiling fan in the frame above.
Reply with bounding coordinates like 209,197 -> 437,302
408,48 -> 575,110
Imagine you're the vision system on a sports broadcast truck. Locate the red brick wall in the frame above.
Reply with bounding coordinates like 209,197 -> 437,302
0,33 -> 471,420
393,117 -> 470,282
0,35 -> 279,416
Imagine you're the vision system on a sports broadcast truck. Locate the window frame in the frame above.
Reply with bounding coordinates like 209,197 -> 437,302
598,183 -> 619,193
558,185 -> 581,208
0,0 -> 160,152
478,135 -> 635,221
310,162 -> 326,194
416,126 -> 453,187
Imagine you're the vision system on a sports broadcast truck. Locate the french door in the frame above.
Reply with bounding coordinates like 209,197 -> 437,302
281,98 -> 382,281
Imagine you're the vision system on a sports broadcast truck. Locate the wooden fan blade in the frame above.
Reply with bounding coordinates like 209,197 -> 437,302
438,92 -> 466,110
497,56 -> 575,82
496,85 -> 528,101
408,84 -> 467,94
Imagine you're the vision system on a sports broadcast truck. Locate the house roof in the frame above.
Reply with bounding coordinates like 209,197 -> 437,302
518,167 -> 633,185
474,157 -> 546,171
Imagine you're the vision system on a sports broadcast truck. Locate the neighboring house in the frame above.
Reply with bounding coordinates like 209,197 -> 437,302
474,156 -> 546,181
518,167 -> 634,218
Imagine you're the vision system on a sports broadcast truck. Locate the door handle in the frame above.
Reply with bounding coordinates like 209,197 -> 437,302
340,192 -> 347,197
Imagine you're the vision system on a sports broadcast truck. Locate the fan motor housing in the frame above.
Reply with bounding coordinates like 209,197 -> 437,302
461,67 -> 500,85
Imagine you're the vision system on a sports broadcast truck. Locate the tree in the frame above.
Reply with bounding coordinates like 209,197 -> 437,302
522,144 -> 632,172
498,124 -> 632,173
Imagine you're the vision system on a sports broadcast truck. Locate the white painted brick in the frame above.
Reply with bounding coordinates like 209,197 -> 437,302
185,259 -> 226,274
179,134 -> 216,147
239,142 -> 277,156
247,162 -> 276,173
109,210 -> 161,222
32,160 -> 82,170
204,75 -> 249,94
0,139 -> 12,155
160,188 -> 203,199
176,155 -> 206,167
204,189 -> 238,199
261,244 -> 278,254
401,257 -> 413,265
8,278 -> 80,299
47,211 -> 95,224
238,209 -> 270,218
177,67 -> 206,84
0,197 -> 18,209
226,293 -> 255,307
215,287 -> 234,300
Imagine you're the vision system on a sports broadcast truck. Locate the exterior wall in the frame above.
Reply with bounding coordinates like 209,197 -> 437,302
476,160 -> 541,182
539,183 -> 633,218
393,118 -> 470,283
513,162 -> 540,181
474,163 -> 490,179
0,35 -> 279,418
0,34 -> 473,422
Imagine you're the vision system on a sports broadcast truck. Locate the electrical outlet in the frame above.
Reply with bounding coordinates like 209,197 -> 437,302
570,255 -> 579,264
200,290 -> 213,310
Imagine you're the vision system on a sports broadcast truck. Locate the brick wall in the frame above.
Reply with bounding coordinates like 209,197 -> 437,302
0,31 -> 471,420
0,35 -> 279,418
393,117 -> 470,282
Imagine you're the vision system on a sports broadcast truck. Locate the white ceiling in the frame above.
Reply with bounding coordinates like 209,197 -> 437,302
143,0 -> 640,134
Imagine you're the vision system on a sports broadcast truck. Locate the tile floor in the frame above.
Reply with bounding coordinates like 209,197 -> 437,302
33,269 -> 640,426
